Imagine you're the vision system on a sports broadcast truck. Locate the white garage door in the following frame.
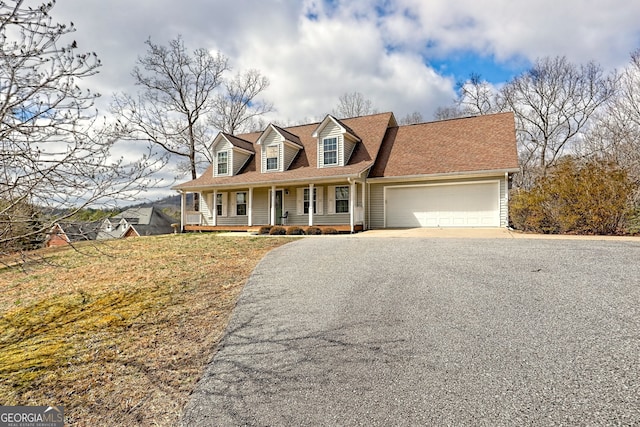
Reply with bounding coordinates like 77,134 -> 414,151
385,182 -> 500,227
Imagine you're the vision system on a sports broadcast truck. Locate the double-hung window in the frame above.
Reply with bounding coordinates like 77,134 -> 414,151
335,186 -> 349,213
303,188 -> 317,214
216,193 -> 224,216
217,151 -> 228,175
236,192 -> 247,216
323,137 -> 337,166
266,145 -> 278,171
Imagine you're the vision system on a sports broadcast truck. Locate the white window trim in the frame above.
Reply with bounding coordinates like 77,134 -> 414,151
328,185 -> 349,214
265,144 -> 279,171
233,191 -> 248,216
217,151 -> 229,175
296,187 -> 324,215
322,137 -> 338,166
216,192 -> 228,217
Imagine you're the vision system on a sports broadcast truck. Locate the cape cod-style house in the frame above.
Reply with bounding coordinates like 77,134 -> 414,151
173,111 -> 519,232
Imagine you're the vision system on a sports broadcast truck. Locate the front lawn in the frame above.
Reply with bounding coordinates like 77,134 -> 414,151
0,234 -> 292,426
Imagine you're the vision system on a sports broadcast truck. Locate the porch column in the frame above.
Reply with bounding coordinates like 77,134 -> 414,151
270,185 -> 276,226
308,183 -> 314,226
180,191 -> 186,232
248,187 -> 253,227
212,190 -> 217,226
361,181 -> 366,230
350,181 -> 356,233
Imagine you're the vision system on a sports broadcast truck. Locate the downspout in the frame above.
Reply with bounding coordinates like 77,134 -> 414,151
505,172 -> 509,228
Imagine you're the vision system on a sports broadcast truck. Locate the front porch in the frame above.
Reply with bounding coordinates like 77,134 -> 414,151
179,181 -> 367,233
183,224 -> 364,233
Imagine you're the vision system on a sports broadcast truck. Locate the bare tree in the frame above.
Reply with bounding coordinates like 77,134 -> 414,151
209,69 -> 273,138
1,0 -> 164,256
111,36 -> 228,182
333,91 -> 377,118
433,74 -> 501,121
457,73 -> 503,116
500,57 -> 616,185
399,111 -> 424,125
433,106 -> 467,121
584,49 -> 640,186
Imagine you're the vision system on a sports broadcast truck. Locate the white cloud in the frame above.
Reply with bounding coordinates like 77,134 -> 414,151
48,0 -> 640,124
34,0 -> 640,201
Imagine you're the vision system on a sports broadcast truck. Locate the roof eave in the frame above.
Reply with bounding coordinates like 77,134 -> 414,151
173,169 -> 372,191
367,168 -> 520,183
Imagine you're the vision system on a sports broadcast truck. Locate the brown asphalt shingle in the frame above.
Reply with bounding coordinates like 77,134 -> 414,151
370,112 -> 519,178
174,112 -> 518,190
175,112 -> 395,189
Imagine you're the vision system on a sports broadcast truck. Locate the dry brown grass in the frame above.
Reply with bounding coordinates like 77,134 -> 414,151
0,233 -> 292,426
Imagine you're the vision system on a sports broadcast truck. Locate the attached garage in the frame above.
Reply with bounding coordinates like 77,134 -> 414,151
384,181 -> 500,228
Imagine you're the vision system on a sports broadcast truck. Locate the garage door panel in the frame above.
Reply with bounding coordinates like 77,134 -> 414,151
386,182 -> 500,228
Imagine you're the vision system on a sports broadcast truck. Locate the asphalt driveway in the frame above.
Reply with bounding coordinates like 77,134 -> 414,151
181,236 -> 640,426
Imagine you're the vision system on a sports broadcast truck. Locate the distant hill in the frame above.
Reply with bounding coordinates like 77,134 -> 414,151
127,195 -> 183,210
125,194 -> 196,221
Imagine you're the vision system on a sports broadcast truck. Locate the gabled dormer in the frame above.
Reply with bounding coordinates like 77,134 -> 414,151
312,115 -> 362,168
256,124 -> 303,173
211,133 -> 255,177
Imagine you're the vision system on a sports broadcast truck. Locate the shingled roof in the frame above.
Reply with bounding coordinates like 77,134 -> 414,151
174,111 -> 518,190
175,112 -> 395,189
370,112 -> 519,178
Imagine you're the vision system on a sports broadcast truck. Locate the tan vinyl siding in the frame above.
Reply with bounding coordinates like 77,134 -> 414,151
369,183 -> 385,229
233,151 -> 251,175
344,138 -> 357,164
200,192 -> 214,226
318,122 -> 344,167
500,176 -> 508,227
213,140 -> 232,176
251,188 -> 270,225
283,144 -> 299,170
261,130 -> 282,173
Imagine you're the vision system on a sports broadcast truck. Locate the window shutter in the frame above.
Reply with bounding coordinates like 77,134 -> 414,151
327,186 -> 336,214
231,192 -> 238,216
316,186 -> 324,215
296,188 -> 304,215
221,192 -> 228,217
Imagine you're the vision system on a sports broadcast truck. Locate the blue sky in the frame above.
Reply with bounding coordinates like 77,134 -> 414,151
429,52 -> 530,85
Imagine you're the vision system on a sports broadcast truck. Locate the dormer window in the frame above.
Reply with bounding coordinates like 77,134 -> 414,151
217,151 -> 228,175
313,115 -> 361,168
323,137 -> 338,165
266,145 -> 279,171
256,124 -> 303,173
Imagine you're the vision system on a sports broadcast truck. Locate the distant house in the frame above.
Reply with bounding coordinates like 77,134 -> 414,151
96,207 -> 177,240
173,112 -> 519,231
45,222 -> 101,247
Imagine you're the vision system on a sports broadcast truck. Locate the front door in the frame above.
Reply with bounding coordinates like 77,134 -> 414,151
275,190 -> 284,225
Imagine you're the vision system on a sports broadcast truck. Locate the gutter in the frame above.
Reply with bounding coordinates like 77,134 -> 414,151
366,168 -> 520,183
172,170 -> 370,192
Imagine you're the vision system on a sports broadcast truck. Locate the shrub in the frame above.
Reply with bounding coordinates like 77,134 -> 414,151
510,159 -> 634,234
306,226 -> 322,235
286,226 -> 305,235
269,226 -> 286,235
258,226 -> 272,235
322,227 -> 339,235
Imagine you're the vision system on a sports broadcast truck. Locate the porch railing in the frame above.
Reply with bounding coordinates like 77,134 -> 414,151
186,211 -> 202,225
